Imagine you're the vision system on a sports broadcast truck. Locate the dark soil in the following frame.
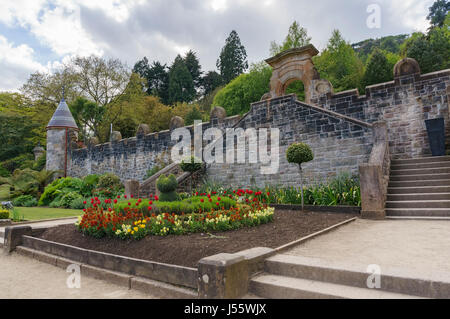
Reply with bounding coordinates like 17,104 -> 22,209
38,210 -> 356,268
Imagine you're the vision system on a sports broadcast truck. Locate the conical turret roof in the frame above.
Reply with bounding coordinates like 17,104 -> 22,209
46,97 -> 78,130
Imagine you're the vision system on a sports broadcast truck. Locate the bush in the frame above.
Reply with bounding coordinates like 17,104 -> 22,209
286,142 -> 314,166
0,164 -> 10,177
80,174 -> 100,196
70,197 -> 87,210
0,209 -> 9,219
59,191 -> 83,208
156,174 -> 178,202
12,195 -> 37,207
145,164 -> 165,179
97,173 -> 122,190
38,177 -> 83,206
180,156 -> 203,173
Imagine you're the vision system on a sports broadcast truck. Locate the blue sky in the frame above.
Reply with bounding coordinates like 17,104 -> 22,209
0,0 -> 434,92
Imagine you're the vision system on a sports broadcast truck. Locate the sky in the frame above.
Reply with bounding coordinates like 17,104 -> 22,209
0,0 -> 435,92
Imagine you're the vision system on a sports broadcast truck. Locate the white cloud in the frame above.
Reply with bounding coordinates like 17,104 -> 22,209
381,0 -> 433,32
0,35 -> 47,91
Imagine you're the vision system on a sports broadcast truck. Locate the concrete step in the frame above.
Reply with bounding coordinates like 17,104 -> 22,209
386,216 -> 450,221
390,174 -> 450,182
389,179 -> 450,187
391,156 -> 450,165
391,161 -> 450,171
260,254 -> 450,298
386,200 -> 450,209
386,208 -> 450,217
388,186 -> 450,194
387,193 -> 450,201
249,274 -> 423,299
391,167 -> 450,176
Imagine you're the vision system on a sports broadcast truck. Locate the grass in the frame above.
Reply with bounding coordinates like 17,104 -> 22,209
0,184 -> 10,200
12,207 -> 82,221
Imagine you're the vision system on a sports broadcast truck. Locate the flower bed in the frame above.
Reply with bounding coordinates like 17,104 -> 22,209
76,189 -> 274,240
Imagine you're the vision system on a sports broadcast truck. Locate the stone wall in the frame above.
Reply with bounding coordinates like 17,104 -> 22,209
310,69 -> 450,159
207,95 -> 372,188
68,116 -> 240,182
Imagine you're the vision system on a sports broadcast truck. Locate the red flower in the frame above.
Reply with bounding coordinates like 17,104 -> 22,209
148,206 -> 152,211
209,198 -> 212,202
117,195 -> 121,199
82,209 -> 86,212
130,195 -> 134,198
155,195 -> 159,201
138,198 -> 142,203
216,202 -> 219,206
149,200 -> 153,205
124,195 -> 127,199
195,192 -> 199,196
83,201 -> 87,204
135,203 -> 139,206
108,207 -> 112,212
113,199 -> 118,204
149,194 -> 153,198
128,202 -> 131,206
200,198 -> 204,203
94,197 -> 98,201
217,197 -> 221,201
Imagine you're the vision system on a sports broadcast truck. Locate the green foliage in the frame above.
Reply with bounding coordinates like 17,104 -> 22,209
213,62 -> 272,115
168,55 -> 196,104
285,80 -> 305,101
70,197 -> 87,210
0,168 -> 39,198
0,153 -> 35,174
57,191 -> 83,208
314,30 -> 365,93
352,34 -> 409,62
216,30 -> 248,84
201,71 -> 223,96
156,174 -> 178,193
270,21 -> 312,55
185,106 -> 203,126
286,142 -> 314,166
12,195 -> 37,207
97,173 -> 122,191
362,49 -> 394,88
0,209 -> 9,219
38,177 -> 83,206
32,152 -> 46,171
80,174 -> 100,196
0,164 -> 10,178
69,97 -> 105,141
180,156 -> 203,173
427,0 -> 450,28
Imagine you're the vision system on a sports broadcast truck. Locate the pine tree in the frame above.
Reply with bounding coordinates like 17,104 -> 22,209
216,30 -> 248,84
362,49 -> 392,88
168,55 -> 195,104
183,50 -> 202,89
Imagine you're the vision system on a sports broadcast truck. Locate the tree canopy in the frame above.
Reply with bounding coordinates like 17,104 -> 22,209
216,30 -> 248,84
270,21 -> 312,55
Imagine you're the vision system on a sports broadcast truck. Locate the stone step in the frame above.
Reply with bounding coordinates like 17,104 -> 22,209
388,186 -> 450,194
390,167 -> 450,176
386,216 -> 450,221
386,200 -> 450,209
260,254 -> 450,298
387,193 -> 450,201
391,161 -> 450,171
390,174 -> 450,182
249,274 -> 423,299
386,208 -> 450,217
389,179 -> 450,187
391,156 -> 450,165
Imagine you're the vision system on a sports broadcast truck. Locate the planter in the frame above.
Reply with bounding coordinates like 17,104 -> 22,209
425,118 -> 446,156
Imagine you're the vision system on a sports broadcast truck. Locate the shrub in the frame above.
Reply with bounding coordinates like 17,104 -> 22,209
70,197 -> 87,210
180,156 -> 203,173
80,174 -> 100,196
97,173 -> 122,190
0,209 -> 9,219
59,191 -> 83,208
286,142 -> 314,166
12,195 -> 37,207
38,177 -> 83,206
0,164 -> 10,177
156,174 -> 178,202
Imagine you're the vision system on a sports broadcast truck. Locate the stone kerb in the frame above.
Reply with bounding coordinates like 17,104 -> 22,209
359,122 -> 389,219
3,225 -> 32,253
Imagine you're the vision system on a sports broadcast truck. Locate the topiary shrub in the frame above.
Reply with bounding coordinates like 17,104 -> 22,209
156,174 -> 179,202
0,209 -> 9,219
286,142 -> 314,211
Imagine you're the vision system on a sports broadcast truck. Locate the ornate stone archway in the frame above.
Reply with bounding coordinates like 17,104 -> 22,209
265,44 -> 321,103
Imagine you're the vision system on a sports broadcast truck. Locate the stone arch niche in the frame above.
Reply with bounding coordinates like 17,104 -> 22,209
265,44 -> 321,103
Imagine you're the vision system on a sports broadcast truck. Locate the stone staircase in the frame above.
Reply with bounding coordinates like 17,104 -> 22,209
248,254 -> 450,299
386,156 -> 450,217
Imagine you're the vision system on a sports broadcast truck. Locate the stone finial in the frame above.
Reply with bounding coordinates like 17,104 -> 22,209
210,106 -> 226,119
393,58 -> 421,78
170,116 -> 184,130
136,124 -> 150,136
260,92 -> 272,101
87,136 -> 99,147
33,144 -> 45,160
111,131 -> 122,142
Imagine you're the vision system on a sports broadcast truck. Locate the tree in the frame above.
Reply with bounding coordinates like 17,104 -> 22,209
185,106 -> 203,125
133,58 -> 170,104
270,21 -> 312,55
313,30 -> 364,93
168,55 -> 195,104
69,97 -> 105,141
362,49 -> 393,88
213,62 -> 272,115
286,142 -> 314,211
427,0 -> 450,28
201,71 -> 223,96
184,50 -> 202,89
216,30 -> 248,84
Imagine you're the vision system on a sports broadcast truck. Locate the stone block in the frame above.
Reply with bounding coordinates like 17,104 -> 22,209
198,253 -> 249,299
3,226 -> 32,253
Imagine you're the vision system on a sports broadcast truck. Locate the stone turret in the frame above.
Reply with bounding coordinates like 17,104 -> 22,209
46,94 -> 78,177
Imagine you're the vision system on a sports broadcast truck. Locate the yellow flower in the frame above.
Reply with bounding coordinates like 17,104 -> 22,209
127,229 -> 131,233
133,227 -> 139,232
139,224 -> 145,228
131,231 -> 135,235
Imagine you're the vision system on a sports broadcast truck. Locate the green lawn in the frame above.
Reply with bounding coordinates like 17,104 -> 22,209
12,207 -> 82,221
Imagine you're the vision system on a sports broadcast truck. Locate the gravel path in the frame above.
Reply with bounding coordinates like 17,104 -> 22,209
0,253 -> 156,299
